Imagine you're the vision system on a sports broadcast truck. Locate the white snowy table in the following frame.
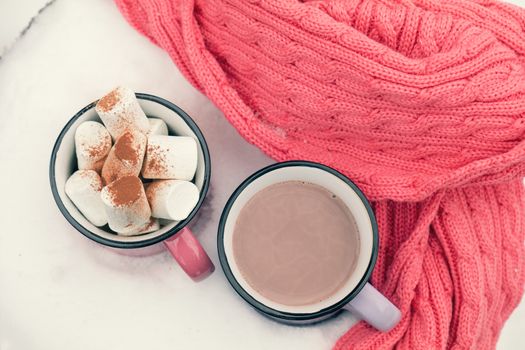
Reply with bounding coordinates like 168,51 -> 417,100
0,1 -> 523,349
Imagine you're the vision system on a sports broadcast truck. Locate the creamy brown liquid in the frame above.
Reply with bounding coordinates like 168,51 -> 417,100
232,181 -> 359,306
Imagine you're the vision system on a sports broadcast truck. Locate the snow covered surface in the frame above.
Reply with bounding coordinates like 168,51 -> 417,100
0,0 -> 523,349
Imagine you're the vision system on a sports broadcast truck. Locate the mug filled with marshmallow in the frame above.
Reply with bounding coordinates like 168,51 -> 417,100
49,87 -> 214,281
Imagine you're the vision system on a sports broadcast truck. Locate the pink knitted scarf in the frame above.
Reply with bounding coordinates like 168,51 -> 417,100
115,0 -> 525,348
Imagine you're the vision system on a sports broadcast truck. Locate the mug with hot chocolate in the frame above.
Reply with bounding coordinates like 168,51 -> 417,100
218,161 -> 401,330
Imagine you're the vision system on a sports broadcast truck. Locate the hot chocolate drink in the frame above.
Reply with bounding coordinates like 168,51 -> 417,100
233,181 -> 360,306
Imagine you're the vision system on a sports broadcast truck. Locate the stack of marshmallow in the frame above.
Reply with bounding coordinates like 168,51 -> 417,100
65,87 -> 200,236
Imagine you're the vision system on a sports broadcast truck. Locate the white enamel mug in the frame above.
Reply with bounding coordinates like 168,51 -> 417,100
50,93 -> 214,281
218,161 -> 401,331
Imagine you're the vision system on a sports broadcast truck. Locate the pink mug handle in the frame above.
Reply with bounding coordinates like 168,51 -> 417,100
163,227 -> 214,281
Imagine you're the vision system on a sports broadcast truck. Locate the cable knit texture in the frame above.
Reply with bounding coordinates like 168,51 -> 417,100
114,0 -> 525,348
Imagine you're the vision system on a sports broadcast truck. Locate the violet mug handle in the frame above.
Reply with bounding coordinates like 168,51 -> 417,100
163,227 -> 215,281
343,283 -> 401,332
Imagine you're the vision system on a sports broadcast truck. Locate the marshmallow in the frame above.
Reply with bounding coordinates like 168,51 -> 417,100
95,86 -> 149,139
147,118 -> 168,136
100,176 -> 151,235
145,180 -> 199,221
65,170 -> 107,227
75,121 -> 112,173
137,218 -> 160,234
101,130 -> 147,184
141,135 -> 198,181
117,217 -> 161,235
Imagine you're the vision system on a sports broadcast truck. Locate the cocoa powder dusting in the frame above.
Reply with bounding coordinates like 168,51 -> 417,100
115,132 -> 138,165
91,174 -> 103,191
144,145 -> 167,175
145,181 -> 166,204
79,170 -> 103,191
97,89 -> 120,112
102,168 -> 118,186
107,176 -> 142,206
88,146 -> 102,158
92,158 -> 105,174
87,137 -> 111,159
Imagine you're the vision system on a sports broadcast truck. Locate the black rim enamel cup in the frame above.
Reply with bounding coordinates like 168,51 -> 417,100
49,93 -> 215,281
218,161 -> 380,323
